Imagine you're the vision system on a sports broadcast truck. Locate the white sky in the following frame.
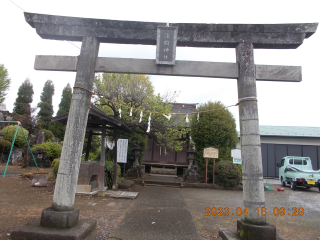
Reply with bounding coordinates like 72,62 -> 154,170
0,0 -> 319,130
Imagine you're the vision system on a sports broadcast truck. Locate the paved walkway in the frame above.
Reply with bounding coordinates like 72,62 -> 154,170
109,186 -> 202,240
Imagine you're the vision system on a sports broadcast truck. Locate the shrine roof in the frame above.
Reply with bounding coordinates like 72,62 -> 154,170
51,104 -> 132,133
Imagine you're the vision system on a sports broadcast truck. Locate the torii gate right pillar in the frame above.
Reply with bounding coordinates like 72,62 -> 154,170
236,42 -> 276,238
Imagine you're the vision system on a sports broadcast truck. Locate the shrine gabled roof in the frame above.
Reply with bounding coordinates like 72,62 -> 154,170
51,104 -> 132,133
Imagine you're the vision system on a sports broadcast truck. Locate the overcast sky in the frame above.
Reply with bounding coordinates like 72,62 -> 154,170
1,0 -> 319,130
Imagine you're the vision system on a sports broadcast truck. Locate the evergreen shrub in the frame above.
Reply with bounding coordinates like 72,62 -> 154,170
51,158 -> 60,180
105,161 -> 122,188
0,139 -> 12,154
32,141 -> 62,161
215,160 -> 241,188
0,125 -> 28,148
40,129 -> 55,141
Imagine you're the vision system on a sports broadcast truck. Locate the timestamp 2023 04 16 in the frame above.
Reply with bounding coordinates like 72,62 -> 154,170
205,207 -> 304,216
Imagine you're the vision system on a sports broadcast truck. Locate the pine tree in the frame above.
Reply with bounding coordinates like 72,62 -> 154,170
13,78 -> 34,115
57,83 -> 72,115
37,80 -> 55,129
0,64 -> 11,104
49,83 -> 72,140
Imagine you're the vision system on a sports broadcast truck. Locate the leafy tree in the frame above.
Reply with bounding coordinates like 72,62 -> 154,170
0,64 -> 11,104
0,125 -> 29,148
13,78 -> 34,115
190,101 -> 238,179
49,83 -> 72,140
37,80 -> 55,129
94,73 -> 189,157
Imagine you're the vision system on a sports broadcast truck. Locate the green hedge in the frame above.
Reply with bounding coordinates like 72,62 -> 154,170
40,129 -> 55,141
0,125 -> 28,148
0,139 -> 12,154
51,158 -> 60,180
215,160 -> 241,188
32,141 -> 62,161
105,161 -> 122,188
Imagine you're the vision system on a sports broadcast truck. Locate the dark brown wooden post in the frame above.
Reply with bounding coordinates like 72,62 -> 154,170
85,130 -> 93,161
112,131 -> 118,189
213,159 -> 215,184
98,125 -> 106,196
205,158 -> 208,184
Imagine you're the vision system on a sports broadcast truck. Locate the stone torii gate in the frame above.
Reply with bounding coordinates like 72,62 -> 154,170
23,12 -> 317,239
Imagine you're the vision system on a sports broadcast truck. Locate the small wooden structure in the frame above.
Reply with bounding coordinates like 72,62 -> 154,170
142,103 -> 197,174
52,104 -> 132,192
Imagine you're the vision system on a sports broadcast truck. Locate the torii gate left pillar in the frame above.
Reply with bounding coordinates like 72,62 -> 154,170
42,36 -> 100,228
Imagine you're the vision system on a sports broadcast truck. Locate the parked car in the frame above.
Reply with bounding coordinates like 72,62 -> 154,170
277,156 -> 320,191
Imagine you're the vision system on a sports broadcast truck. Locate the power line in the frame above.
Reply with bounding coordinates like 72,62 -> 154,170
9,0 -> 81,51
9,0 -> 25,12
67,41 -> 81,50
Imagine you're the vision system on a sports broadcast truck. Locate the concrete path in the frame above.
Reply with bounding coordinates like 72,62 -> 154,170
108,186 -> 201,240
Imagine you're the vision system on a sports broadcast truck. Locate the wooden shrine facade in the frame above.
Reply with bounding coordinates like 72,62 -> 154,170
143,103 -> 196,168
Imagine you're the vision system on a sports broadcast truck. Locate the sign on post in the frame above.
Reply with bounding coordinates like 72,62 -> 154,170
117,139 -> 128,163
203,147 -> 219,185
204,147 -> 219,159
231,149 -> 242,164
156,26 -> 178,65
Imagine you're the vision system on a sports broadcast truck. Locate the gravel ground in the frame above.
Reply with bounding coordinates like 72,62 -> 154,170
1,165 -> 320,240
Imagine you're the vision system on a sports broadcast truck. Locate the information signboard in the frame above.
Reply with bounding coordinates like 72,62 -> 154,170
231,149 -> 242,164
203,147 -> 219,159
117,139 -> 128,163
156,26 -> 178,65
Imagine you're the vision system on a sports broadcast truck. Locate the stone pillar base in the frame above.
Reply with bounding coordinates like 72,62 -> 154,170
40,207 -> 79,229
98,191 -> 105,197
237,219 -> 276,240
11,219 -> 96,240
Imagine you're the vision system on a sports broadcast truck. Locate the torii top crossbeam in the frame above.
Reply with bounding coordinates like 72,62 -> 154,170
24,12 -> 317,49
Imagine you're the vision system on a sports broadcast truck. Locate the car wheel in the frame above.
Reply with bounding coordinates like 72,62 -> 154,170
306,186 -> 310,189
291,181 -> 296,190
281,178 -> 286,187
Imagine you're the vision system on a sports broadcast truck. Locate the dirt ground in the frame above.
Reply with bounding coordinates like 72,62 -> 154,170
1,165 -> 320,240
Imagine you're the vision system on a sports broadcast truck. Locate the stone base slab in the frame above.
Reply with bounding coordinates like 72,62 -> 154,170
76,184 -> 92,193
11,219 -> 96,240
237,219 -> 276,240
219,227 -> 285,240
40,207 -> 79,229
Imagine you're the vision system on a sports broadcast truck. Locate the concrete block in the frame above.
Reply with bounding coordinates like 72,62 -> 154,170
76,185 -> 91,193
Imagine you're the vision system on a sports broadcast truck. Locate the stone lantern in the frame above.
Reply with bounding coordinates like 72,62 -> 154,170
126,141 -> 144,179
132,140 -> 141,169
187,143 -> 196,169
184,143 -> 199,183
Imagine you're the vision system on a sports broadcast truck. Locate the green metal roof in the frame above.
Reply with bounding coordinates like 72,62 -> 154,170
259,125 -> 320,138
